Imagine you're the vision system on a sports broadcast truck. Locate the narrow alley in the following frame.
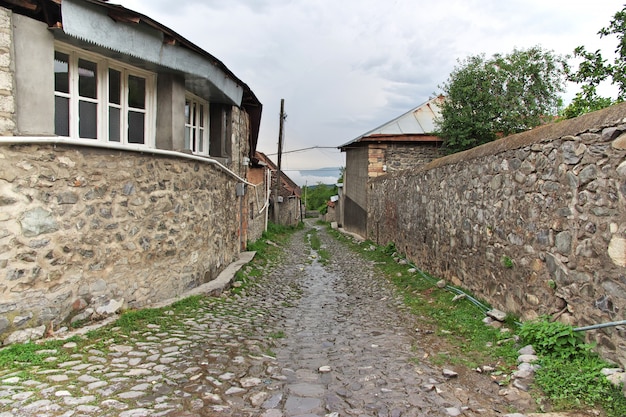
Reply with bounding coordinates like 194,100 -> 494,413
1,223 -> 534,417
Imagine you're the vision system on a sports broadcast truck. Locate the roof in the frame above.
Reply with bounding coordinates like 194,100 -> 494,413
339,95 -> 444,150
1,0 -> 262,155
254,152 -> 302,198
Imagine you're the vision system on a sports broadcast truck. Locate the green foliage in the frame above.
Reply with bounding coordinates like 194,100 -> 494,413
518,318 -> 591,359
436,46 -> 566,153
517,318 -> 626,415
536,356 -> 626,415
306,228 -> 330,264
382,242 -> 397,256
324,227 -> 625,416
324,231 -> 517,370
268,330 -> 285,339
500,255 -> 514,269
564,5 -> 626,118
0,336 -> 82,370
303,183 -> 337,213
337,167 -> 345,184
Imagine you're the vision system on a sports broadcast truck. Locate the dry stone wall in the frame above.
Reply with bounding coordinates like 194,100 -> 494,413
368,103 -> 626,367
0,144 -> 241,341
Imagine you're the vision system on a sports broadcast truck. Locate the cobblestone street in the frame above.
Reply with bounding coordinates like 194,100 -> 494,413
0,222 -> 535,417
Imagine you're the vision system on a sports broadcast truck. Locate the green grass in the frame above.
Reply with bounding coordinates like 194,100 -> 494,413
268,330 -> 285,339
305,227 -> 330,265
323,224 -> 626,416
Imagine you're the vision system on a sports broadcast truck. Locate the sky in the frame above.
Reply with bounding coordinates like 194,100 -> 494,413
119,0 -> 624,185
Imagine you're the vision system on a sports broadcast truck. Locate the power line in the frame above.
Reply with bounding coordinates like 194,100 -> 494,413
265,146 -> 338,156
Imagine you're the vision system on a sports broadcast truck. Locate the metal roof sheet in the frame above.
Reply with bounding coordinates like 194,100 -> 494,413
339,95 -> 443,149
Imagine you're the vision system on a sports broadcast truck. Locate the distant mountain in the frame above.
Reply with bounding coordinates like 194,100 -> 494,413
288,167 -> 342,187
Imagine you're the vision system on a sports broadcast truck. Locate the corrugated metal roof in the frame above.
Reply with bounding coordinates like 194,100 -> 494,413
339,95 -> 443,149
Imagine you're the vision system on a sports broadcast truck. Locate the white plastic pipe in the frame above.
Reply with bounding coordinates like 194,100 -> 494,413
0,136 -> 258,186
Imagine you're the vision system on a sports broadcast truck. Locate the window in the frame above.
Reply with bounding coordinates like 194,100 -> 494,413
209,103 -> 232,158
184,95 -> 209,155
54,45 -> 154,146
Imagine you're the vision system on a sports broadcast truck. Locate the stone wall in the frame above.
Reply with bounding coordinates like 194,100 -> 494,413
272,197 -> 302,227
0,144 -> 243,341
0,7 -> 14,135
368,103 -> 626,367
384,142 -> 443,173
246,166 -> 269,243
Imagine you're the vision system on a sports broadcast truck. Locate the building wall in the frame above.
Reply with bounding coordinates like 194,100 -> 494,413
0,145 -> 242,339
384,142 -> 443,172
0,6 -> 255,341
0,7 -> 15,136
156,73 -> 186,151
246,166 -> 269,243
368,103 -> 626,367
269,197 -> 301,227
343,146 -> 368,237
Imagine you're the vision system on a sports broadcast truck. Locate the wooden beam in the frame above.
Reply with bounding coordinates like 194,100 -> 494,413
108,10 -> 140,24
3,0 -> 39,11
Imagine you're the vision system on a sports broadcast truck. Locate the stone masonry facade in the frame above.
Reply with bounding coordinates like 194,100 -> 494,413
368,103 -> 626,367
0,4 -> 259,343
0,144 -> 243,340
0,6 -> 14,136
368,143 -> 443,177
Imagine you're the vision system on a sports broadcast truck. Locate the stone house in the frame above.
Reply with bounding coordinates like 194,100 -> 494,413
253,152 -> 302,227
338,96 -> 444,238
0,0 -> 262,342
246,152 -> 273,243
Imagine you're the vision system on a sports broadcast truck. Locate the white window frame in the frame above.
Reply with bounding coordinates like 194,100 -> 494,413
54,43 -> 156,148
184,93 -> 210,155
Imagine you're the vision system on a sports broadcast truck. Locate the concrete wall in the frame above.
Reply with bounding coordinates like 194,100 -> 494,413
343,146 -> 368,237
368,103 -> 626,367
156,73 -> 186,151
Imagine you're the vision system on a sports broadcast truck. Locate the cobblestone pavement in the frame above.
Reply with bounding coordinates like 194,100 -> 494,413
0,222 -> 536,417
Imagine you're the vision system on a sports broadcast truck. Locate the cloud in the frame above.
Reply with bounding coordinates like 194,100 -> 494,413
287,171 -> 341,187
119,0 -> 625,170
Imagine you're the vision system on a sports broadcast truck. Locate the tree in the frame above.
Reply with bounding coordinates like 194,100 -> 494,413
563,5 -> 626,118
303,182 -> 337,214
436,46 -> 567,153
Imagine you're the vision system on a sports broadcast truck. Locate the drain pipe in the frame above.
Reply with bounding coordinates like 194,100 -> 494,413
574,320 -> 626,332
402,257 -> 490,313
406,257 -> 626,332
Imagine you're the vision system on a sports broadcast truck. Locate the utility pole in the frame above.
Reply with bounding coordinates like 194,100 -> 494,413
273,99 -> 285,223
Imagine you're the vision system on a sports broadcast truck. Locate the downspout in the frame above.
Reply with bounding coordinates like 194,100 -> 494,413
264,167 -> 271,232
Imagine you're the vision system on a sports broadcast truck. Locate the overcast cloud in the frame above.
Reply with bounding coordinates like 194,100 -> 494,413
120,0 -> 623,181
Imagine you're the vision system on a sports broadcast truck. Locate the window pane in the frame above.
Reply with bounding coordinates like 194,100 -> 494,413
198,130 -> 204,153
128,75 -> 145,109
185,100 -> 191,124
79,100 -> 97,139
199,104 -> 204,127
54,52 -> 69,94
78,59 -> 97,99
109,69 -> 121,105
128,111 -> 145,144
54,96 -> 69,136
184,126 -> 191,150
109,107 -> 120,142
